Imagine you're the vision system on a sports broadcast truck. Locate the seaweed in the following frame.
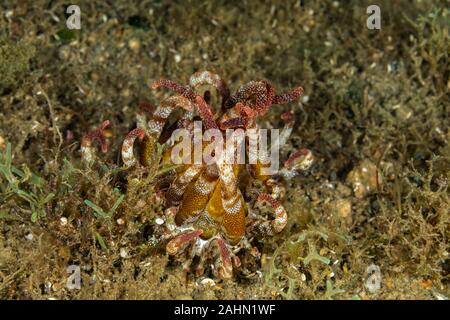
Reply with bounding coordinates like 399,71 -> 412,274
0,0 -> 448,300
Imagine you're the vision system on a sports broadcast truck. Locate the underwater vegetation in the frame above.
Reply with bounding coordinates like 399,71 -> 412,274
0,0 -> 448,299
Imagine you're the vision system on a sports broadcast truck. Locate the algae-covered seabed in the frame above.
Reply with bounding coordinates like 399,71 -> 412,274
0,0 -> 448,300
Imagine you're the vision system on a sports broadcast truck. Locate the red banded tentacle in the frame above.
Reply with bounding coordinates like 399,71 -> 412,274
151,79 -> 196,102
246,127 -> 273,182
193,165 -> 219,197
194,95 -> 245,199
195,95 -> 246,243
147,95 -> 194,135
166,229 -> 203,255
194,95 -> 218,130
81,120 -> 111,164
235,102 -> 258,118
217,150 -> 246,245
255,80 -> 276,115
159,109 -> 195,146
280,148 -> 314,180
219,103 -> 256,130
224,80 -> 275,116
136,101 -> 156,131
175,165 -> 219,226
121,128 -> 146,167
141,95 -> 195,165
139,101 -> 157,114
189,71 -> 230,104
166,165 -> 203,208
224,81 -> 264,109
176,110 -> 194,129
219,117 -> 247,130
254,193 -> 288,235
211,237 -> 233,280
272,86 -> 304,105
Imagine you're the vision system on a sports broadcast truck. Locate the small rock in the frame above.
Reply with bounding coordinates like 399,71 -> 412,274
347,160 -> 381,198
87,33 -> 97,45
121,88 -> 131,98
120,248 -> 127,258
90,72 -> 100,81
336,183 -> 352,197
136,199 -> 146,209
128,38 -> 141,52
309,190 -> 319,202
58,45 -> 70,60
331,199 -> 352,225
419,279 -> 433,289
60,217 -> 68,226
5,10 -> 14,18
25,233 -> 33,241
199,278 -> 216,287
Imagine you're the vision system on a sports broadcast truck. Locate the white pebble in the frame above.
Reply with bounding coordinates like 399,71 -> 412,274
5,10 -> 14,18
60,217 -> 68,226
200,278 -> 216,286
